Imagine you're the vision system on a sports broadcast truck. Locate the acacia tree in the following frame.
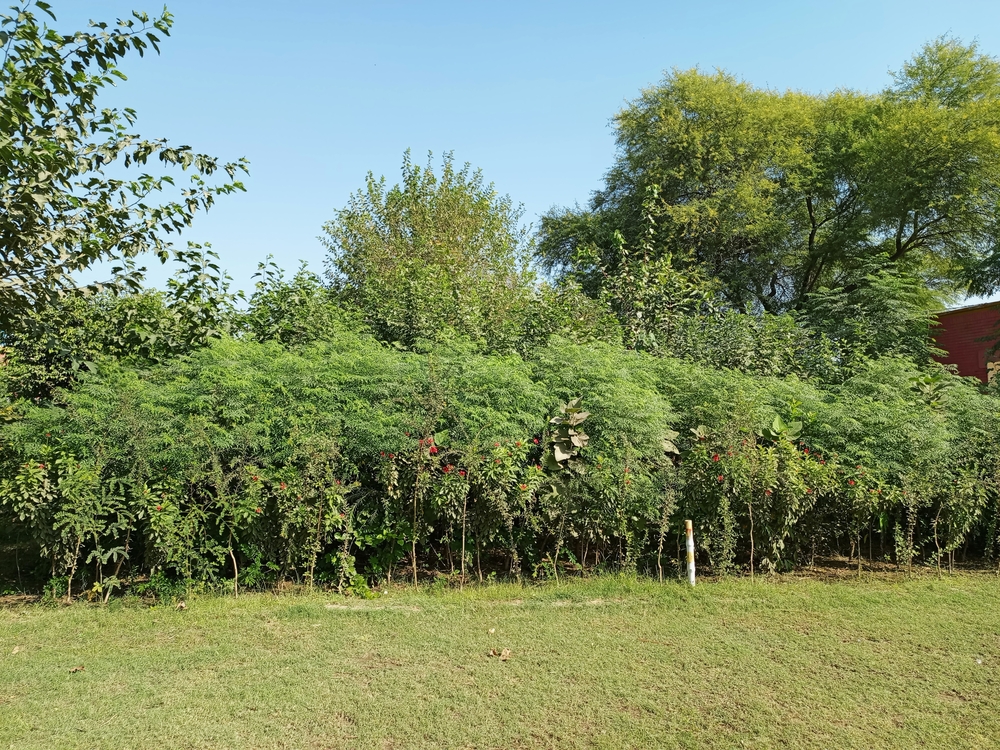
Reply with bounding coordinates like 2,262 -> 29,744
0,1 -> 247,332
322,151 -> 535,353
538,38 -> 1000,314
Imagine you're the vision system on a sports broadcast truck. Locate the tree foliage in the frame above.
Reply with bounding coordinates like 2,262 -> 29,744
538,37 -> 1000,313
323,151 -> 535,353
0,1 -> 247,331
4,23 -> 1000,599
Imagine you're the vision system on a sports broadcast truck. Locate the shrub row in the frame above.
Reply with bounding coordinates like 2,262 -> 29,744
2,329 -> 999,598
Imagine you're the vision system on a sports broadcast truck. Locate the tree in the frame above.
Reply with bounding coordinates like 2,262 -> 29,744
538,38 -> 1000,313
242,258 -> 358,348
322,151 -> 534,353
0,2 -> 247,332
2,246 -> 239,400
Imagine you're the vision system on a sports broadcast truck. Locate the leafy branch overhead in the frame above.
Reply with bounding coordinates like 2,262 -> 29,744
0,1 -> 248,330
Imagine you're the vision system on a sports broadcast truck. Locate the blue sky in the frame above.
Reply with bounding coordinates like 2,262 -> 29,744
64,1 -> 1000,298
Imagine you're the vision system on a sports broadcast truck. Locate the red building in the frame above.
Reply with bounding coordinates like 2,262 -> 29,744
933,301 -> 1000,382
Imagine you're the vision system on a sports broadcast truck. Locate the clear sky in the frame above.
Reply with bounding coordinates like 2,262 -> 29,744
62,1 -> 1000,298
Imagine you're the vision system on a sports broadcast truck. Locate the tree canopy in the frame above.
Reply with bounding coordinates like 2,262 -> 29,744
0,1 -> 247,332
537,38 -> 1000,313
322,151 -> 535,352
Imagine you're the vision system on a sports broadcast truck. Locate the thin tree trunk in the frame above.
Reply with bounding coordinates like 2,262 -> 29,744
230,548 -> 240,598
677,532 -> 682,577
65,535 -> 83,604
309,503 -> 326,592
411,483 -> 419,589
104,528 -> 131,605
748,501 -> 755,581
656,533 -> 663,583
552,540 -> 561,584
933,506 -> 942,577
460,494 -> 468,588
15,533 -> 22,591
857,531 -> 862,577
476,537 -> 483,583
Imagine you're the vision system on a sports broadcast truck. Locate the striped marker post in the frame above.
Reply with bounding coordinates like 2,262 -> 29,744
685,519 -> 696,586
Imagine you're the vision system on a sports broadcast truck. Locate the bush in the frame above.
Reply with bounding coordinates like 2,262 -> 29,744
2,327 -> 999,597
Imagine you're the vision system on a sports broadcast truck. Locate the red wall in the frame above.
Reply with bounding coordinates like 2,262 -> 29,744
933,303 -> 1000,382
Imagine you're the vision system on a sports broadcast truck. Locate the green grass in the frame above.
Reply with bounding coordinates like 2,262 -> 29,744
2,574 -> 999,749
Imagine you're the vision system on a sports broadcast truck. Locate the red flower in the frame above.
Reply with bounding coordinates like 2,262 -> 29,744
494,442 -> 500,447
820,460 -> 826,465
429,446 -> 439,454
717,475 -> 724,482
848,480 -> 855,486
251,475 -> 258,482
280,482 -> 287,490
156,505 -> 162,511
418,438 -> 424,446
389,453 -> 395,459
764,489 -> 772,496
533,438 -> 539,445
335,479 -> 341,485
803,448 -> 810,455
519,483 -> 528,491
380,451 -> 385,457
459,470 -> 466,478
405,432 -> 411,437
255,507 -> 262,514
805,488 -> 812,494
495,458 -> 501,464
38,463 -> 45,469
726,451 -> 733,457
443,465 -> 453,473
712,454 -> 720,462
515,441 -> 522,447
535,464 -> 542,470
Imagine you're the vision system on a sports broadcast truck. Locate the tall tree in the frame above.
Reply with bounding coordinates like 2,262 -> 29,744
538,38 -> 1000,312
0,2 -> 247,332
323,151 -> 534,353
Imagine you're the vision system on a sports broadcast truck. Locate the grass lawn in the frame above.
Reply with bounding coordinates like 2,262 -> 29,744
1,573 -> 999,749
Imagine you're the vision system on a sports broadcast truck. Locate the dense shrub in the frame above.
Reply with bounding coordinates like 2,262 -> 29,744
3,328 -> 999,598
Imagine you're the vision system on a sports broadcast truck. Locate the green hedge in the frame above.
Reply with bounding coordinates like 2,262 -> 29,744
2,330 -> 999,597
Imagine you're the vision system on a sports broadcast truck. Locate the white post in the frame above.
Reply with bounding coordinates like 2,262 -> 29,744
686,519 -> 696,586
